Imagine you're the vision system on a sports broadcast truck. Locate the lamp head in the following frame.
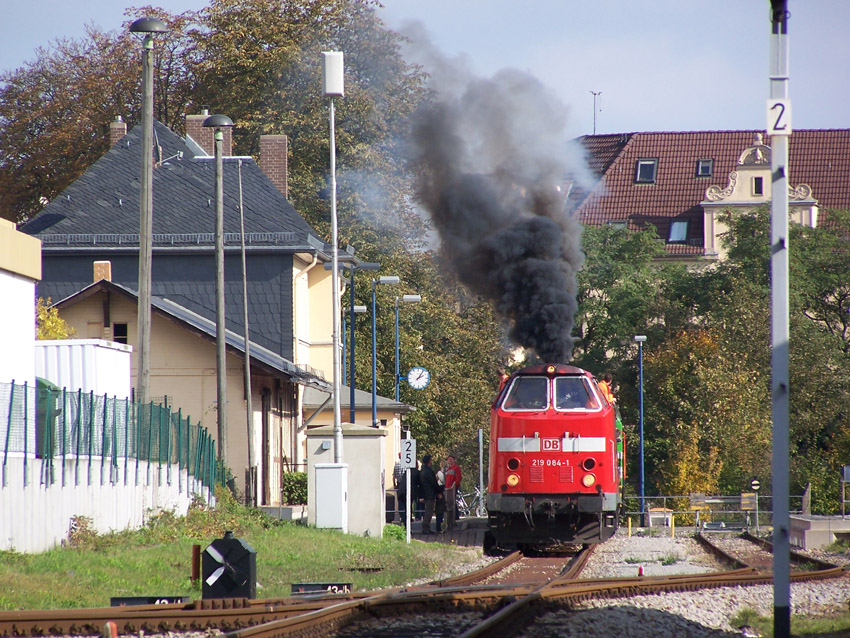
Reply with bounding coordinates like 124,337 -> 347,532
202,114 -> 234,129
377,276 -> 400,285
353,305 -> 367,314
401,294 -> 422,304
634,335 -> 647,343
130,18 -> 168,34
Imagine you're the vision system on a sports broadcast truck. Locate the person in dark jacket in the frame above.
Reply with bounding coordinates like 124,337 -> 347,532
410,462 -> 422,520
418,454 -> 439,534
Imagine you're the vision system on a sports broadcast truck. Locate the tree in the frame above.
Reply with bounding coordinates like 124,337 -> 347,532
36,297 -> 76,340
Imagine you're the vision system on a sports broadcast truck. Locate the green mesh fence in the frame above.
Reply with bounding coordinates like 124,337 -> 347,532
1,380 -> 217,490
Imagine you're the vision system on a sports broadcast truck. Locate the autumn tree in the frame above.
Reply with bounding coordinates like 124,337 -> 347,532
36,298 -> 76,340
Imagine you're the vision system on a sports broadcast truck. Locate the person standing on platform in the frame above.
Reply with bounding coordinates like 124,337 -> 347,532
410,460 -> 422,520
393,453 -> 407,524
419,454 -> 438,534
435,464 -> 446,533
444,455 -> 463,530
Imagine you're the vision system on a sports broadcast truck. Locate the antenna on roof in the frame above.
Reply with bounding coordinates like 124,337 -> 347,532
590,91 -> 602,135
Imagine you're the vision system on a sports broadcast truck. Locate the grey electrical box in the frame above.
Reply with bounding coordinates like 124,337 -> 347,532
202,531 -> 256,599
843,465 -> 850,482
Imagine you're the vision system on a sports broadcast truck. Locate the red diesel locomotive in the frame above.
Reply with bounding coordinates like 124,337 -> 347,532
485,363 -> 624,552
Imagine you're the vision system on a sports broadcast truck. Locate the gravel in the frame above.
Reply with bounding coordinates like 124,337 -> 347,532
529,528 -> 850,636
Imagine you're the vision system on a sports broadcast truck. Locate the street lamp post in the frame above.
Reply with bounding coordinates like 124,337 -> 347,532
372,276 -> 400,426
635,335 -> 647,526
342,305 -> 367,387
323,51 -> 345,462
395,295 -> 421,401
203,114 -> 234,465
129,17 -> 167,406
346,261 -> 379,422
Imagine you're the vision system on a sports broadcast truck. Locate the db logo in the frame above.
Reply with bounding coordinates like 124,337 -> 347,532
542,438 -> 560,451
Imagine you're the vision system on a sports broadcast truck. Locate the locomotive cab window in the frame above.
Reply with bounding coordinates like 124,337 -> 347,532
502,376 -> 548,411
554,377 -> 600,411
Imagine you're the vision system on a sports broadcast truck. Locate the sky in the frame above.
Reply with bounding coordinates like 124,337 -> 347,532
2,0 -> 849,139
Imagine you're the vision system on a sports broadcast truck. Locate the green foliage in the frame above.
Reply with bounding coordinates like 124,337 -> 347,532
36,297 -> 76,340
282,472 -> 308,505
382,524 -> 405,541
0,488 -> 481,610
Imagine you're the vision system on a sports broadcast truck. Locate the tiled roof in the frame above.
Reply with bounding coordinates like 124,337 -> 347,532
20,121 -> 318,245
571,129 -> 850,255
19,119 -> 325,360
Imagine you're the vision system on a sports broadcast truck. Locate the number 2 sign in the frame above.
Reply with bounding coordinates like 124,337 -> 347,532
767,99 -> 792,136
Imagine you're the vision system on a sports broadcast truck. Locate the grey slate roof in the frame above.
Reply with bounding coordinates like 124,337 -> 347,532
53,279 -> 330,390
20,120 -> 326,360
21,121 -> 318,244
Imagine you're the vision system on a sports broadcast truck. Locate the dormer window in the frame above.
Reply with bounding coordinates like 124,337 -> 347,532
635,159 -> 658,184
696,159 -> 713,177
752,176 -> 764,196
607,220 -> 627,230
668,220 -> 688,243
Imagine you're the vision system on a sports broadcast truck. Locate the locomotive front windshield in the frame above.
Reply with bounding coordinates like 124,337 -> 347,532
554,376 -> 600,410
502,375 -> 601,411
502,376 -> 548,410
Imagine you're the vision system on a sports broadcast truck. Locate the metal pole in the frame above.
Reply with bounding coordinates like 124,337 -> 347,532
395,297 -> 400,402
329,96 -> 344,462
136,33 -> 154,405
769,2 -> 791,636
214,129 -> 227,466
638,340 -> 645,527
405,429 -> 411,544
372,280 -> 378,427
238,160 -> 255,506
478,428 -> 484,517
349,267 -> 356,422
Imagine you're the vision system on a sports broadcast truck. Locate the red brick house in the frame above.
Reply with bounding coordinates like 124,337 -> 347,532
570,130 -> 850,264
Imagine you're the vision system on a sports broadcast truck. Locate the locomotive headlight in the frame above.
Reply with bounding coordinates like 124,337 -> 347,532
581,457 -> 596,471
506,474 -> 520,487
581,473 -> 596,488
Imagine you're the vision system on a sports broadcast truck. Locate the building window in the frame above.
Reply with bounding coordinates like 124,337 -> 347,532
635,159 -> 658,183
752,176 -> 764,196
696,159 -> 713,177
668,220 -> 688,243
113,323 -> 128,344
607,220 -> 627,230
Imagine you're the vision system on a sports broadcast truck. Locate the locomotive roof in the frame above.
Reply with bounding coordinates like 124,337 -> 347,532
515,363 -> 588,376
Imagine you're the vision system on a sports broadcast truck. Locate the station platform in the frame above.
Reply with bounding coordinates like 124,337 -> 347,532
399,516 -> 487,547
790,514 -> 850,550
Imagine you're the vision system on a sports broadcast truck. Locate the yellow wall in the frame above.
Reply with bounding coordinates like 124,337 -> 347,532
0,218 -> 40,281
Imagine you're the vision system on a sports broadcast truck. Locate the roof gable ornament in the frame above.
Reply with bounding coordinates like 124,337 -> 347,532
738,133 -> 771,165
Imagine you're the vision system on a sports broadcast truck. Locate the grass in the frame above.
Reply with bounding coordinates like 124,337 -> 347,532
0,487 -> 482,611
731,607 -> 850,638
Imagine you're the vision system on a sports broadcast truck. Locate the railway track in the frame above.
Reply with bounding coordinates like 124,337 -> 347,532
0,535 -> 844,638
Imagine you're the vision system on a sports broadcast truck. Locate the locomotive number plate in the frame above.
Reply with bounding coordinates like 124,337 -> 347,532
532,458 -> 564,467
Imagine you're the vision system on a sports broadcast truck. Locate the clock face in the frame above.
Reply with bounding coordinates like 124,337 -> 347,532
407,366 -> 431,390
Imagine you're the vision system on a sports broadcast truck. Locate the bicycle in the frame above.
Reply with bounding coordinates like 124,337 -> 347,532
456,485 -> 487,518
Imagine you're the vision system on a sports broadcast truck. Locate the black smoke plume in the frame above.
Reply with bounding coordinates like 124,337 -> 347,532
407,50 -> 585,363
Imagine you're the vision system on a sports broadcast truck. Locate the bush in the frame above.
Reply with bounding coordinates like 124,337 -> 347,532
383,524 -> 406,541
282,472 -> 307,505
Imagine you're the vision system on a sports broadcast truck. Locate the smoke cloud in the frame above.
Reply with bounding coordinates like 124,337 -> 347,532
404,26 -> 586,363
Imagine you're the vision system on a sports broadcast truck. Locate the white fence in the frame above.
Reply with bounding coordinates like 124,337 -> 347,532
1,454 -> 213,553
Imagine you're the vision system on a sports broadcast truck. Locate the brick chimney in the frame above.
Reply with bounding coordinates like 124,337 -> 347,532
185,108 -> 232,156
93,260 -> 112,282
109,116 -> 127,146
260,134 -> 289,198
